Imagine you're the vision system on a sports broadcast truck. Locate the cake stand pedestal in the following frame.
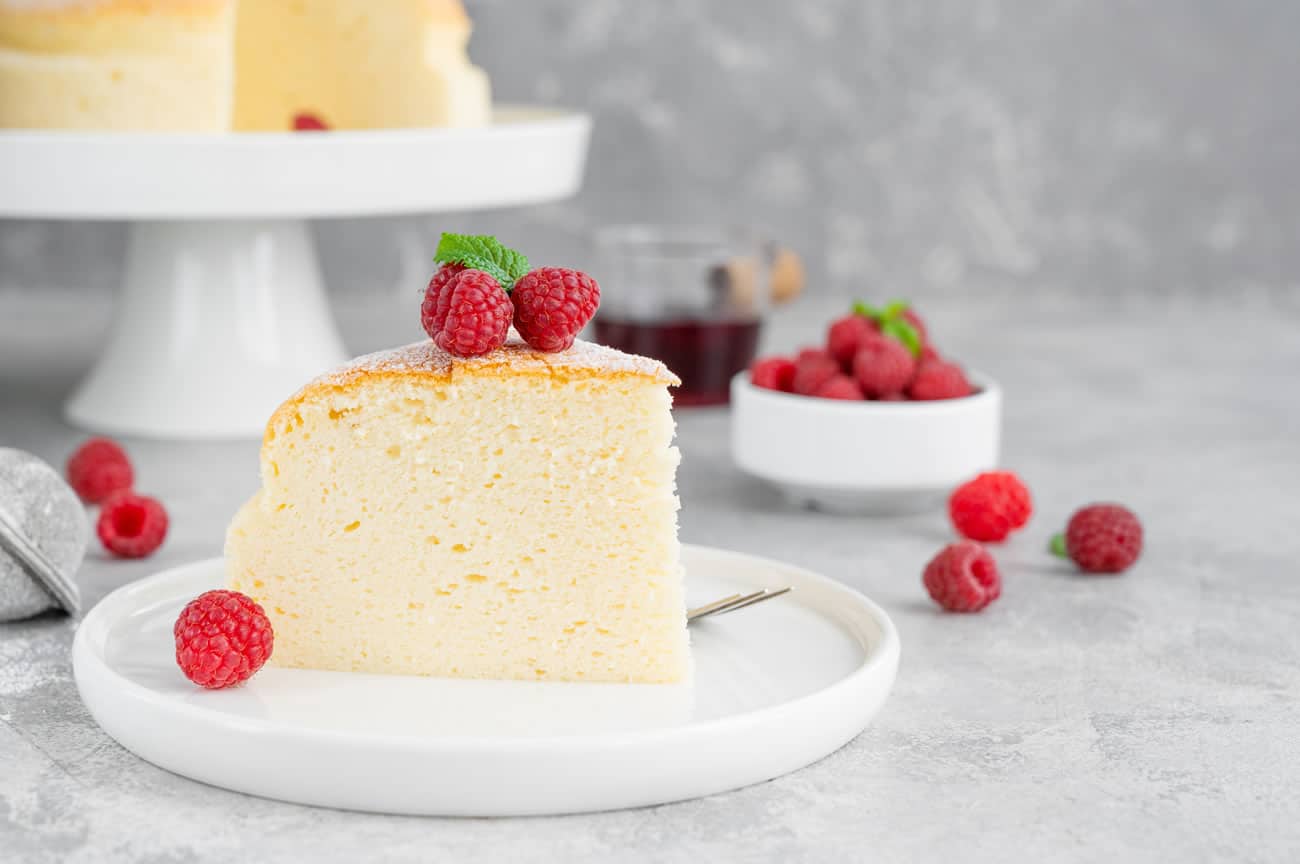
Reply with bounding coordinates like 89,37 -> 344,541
66,220 -> 342,438
0,108 -> 590,439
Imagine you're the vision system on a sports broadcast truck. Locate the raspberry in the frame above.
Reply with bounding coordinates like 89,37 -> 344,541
908,360 -> 974,401
826,314 -> 878,369
923,541 -> 1001,612
852,336 -> 917,398
751,355 -> 797,392
812,374 -> 864,400
67,437 -> 134,503
292,112 -> 329,131
420,263 -> 467,340
797,347 -> 833,364
511,267 -> 601,352
1057,504 -> 1143,573
174,590 -> 274,689
792,349 -> 840,395
96,491 -> 168,558
949,471 -> 1033,542
424,269 -> 512,357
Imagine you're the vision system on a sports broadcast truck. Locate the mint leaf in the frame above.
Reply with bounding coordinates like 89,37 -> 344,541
1050,533 -> 1069,559
881,299 -> 910,320
434,233 -> 530,290
881,317 -> 922,358
854,299 -> 920,357
851,301 -> 880,319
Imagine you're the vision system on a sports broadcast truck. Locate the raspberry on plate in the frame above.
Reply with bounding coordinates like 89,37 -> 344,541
908,359 -> 974,401
791,349 -> 840,396
174,590 -> 274,689
511,267 -> 601,353
949,471 -> 1033,542
811,374 -> 864,400
1054,503 -> 1143,573
97,491 -> 168,558
923,541 -> 1001,612
751,355 -> 797,392
67,437 -> 133,504
852,336 -> 916,399
827,314 -> 878,369
425,268 -> 513,358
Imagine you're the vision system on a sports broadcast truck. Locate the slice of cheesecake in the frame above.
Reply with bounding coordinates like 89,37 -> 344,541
0,0 -> 236,131
226,338 -> 689,684
233,0 -> 490,131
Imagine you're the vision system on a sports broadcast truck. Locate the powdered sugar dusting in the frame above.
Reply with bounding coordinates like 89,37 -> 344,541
310,336 -> 679,393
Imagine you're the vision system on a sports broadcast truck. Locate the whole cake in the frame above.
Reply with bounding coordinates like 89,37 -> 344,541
0,0 -> 489,131
225,339 -> 688,683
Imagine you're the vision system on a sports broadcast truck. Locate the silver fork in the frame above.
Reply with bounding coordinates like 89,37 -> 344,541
686,587 -> 792,625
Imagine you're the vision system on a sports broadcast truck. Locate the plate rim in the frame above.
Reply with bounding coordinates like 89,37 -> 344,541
73,543 -> 899,752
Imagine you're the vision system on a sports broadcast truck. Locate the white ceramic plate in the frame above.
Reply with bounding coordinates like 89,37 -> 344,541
73,544 -> 898,816
0,106 -> 589,219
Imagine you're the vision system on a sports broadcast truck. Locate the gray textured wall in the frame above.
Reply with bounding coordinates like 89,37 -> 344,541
3,0 -> 1299,304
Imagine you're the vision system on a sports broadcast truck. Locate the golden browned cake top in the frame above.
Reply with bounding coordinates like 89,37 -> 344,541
0,0 -> 233,55
0,0 -> 230,16
299,336 -> 679,398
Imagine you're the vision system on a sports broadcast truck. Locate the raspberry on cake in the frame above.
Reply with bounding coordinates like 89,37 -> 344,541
225,337 -> 689,684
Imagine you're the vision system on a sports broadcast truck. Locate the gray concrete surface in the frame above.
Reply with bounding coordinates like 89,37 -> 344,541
1,291 -> 1297,862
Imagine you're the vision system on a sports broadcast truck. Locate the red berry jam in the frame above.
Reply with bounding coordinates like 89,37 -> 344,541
594,317 -> 762,407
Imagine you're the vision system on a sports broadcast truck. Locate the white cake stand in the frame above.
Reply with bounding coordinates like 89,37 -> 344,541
0,107 -> 590,439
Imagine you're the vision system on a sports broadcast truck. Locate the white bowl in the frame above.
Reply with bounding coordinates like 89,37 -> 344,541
730,372 -> 1001,514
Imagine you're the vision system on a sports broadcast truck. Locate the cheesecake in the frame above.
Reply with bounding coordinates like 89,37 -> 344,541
0,0 -> 490,131
225,338 -> 690,684
234,0 -> 489,131
0,0 -> 237,131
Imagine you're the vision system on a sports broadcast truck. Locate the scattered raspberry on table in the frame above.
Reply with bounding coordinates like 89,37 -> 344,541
923,541 -> 1002,612
174,590 -> 274,689
1053,503 -> 1143,573
96,491 -> 168,558
66,437 -> 134,504
949,471 -> 1033,542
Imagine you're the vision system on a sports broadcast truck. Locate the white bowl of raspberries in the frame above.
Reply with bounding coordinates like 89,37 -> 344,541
731,302 -> 1000,514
